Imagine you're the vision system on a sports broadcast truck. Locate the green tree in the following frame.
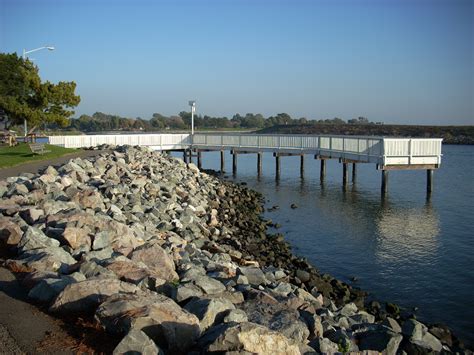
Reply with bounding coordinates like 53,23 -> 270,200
0,52 -> 80,133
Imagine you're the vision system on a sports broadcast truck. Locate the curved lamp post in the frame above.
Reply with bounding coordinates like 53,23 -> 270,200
21,45 -> 55,137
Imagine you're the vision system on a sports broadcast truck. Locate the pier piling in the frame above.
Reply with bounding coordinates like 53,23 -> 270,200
197,151 -> 202,170
220,150 -> 225,173
300,155 -> 305,176
343,163 -> 349,188
381,170 -> 389,194
352,163 -> 357,182
427,169 -> 433,193
275,154 -> 281,179
257,152 -> 263,176
232,152 -> 237,175
320,159 -> 326,182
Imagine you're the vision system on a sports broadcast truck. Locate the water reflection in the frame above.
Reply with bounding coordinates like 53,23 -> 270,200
375,200 -> 440,262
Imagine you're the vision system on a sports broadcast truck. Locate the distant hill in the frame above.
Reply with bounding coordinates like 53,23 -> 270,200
257,124 -> 474,145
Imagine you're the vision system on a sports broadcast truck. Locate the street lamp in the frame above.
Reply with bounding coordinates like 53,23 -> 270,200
22,45 -> 55,137
188,100 -> 196,137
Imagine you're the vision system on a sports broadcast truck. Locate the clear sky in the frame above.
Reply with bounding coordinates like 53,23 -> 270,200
1,0 -> 472,124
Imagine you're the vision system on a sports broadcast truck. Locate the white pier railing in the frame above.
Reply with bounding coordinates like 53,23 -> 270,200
48,133 -> 442,168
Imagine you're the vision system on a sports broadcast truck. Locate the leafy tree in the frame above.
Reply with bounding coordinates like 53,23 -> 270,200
0,52 -> 80,133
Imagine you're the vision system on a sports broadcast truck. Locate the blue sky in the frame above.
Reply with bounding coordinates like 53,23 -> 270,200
1,0 -> 472,124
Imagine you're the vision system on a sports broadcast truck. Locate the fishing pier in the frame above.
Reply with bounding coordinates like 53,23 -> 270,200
49,133 -> 442,193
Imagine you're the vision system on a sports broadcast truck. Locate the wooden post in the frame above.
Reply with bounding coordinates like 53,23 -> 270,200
343,163 -> 349,188
183,150 -> 188,164
320,159 -> 326,181
352,163 -> 357,182
220,150 -> 225,173
300,155 -> 305,176
381,170 -> 389,194
257,152 -> 263,176
232,152 -> 237,175
275,154 -> 281,179
427,169 -> 433,193
197,151 -> 202,170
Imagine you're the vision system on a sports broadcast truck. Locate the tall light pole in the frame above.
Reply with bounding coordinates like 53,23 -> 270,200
188,100 -> 196,138
22,45 -> 55,137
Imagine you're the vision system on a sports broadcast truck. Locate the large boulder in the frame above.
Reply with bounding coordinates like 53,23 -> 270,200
184,297 -> 235,331
18,227 -> 60,252
96,292 -> 200,354
357,326 -> 403,355
0,216 -> 23,247
129,241 -> 178,282
113,329 -> 163,355
200,322 -> 301,355
50,279 -> 139,313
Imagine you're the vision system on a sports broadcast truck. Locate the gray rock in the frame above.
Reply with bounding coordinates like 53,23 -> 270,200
129,241 -> 178,282
19,208 -> 44,225
0,216 -> 23,247
357,327 -> 403,355
271,282 -> 293,297
96,292 -> 199,354
350,311 -> 375,324
296,269 -> 310,283
239,266 -> 267,286
50,279 -> 139,313
184,297 -> 235,331
193,275 -> 226,295
200,322 -> 301,355
173,283 -> 204,303
402,319 -> 427,341
308,337 -> 339,354
28,276 -> 76,303
339,302 -> 358,317
18,227 -> 61,252
382,317 -> 402,333
113,329 -> 163,355
79,260 -> 117,279
92,231 -> 110,250
223,309 -> 248,323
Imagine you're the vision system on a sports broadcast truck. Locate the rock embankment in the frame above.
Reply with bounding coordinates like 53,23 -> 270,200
0,146 -> 469,354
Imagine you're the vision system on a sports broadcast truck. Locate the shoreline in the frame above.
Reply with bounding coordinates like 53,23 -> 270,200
0,145 -> 471,353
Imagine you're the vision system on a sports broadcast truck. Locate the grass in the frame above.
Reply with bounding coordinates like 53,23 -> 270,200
0,143 -> 77,169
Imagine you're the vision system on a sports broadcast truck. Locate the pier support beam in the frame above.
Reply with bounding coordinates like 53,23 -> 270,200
183,150 -> 188,164
257,152 -> 263,176
232,152 -> 237,175
381,170 -> 389,194
427,169 -> 433,193
320,159 -> 326,181
343,163 -> 349,188
352,163 -> 357,182
220,151 -> 225,173
197,151 -> 202,170
275,154 -> 281,179
300,155 -> 305,176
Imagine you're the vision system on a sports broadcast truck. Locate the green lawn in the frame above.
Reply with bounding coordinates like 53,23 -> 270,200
0,143 -> 77,169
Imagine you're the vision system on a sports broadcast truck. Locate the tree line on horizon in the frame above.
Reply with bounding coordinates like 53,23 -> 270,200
64,112 -> 380,132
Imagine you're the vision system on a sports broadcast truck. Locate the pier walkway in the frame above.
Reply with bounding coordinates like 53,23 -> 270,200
49,133 -> 442,193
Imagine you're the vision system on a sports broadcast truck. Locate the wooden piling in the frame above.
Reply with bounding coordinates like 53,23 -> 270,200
352,163 -> 357,182
300,155 -> 304,176
275,154 -> 281,179
220,150 -> 225,173
257,152 -> 262,176
427,169 -> 433,193
381,170 -> 389,194
320,159 -> 326,181
183,150 -> 188,164
232,152 -> 237,175
343,163 -> 349,187
197,151 -> 202,170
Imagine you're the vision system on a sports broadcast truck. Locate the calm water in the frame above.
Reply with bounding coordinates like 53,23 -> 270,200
173,145 -> 474,344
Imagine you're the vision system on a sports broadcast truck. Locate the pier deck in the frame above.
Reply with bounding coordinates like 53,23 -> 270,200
49,133 -> 442,193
